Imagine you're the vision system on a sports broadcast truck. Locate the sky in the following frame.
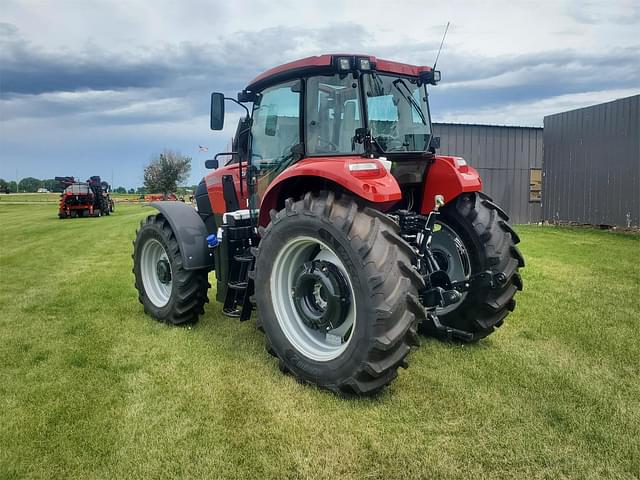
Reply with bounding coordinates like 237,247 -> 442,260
1,0 -> 639,188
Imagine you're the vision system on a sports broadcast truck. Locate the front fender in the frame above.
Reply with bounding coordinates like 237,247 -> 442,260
258,157 -> 402,227
421,156 -> 482,213
149,201 -> 214,270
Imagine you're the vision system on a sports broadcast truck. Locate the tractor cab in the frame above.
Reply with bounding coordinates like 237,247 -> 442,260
205,54 -> 443,220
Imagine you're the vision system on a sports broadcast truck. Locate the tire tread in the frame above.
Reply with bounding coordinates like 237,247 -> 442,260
133,214 -> 209,325
255,191 -> 425,395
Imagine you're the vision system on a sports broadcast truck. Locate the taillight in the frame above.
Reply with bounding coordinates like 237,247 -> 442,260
454,157 -> 467,168
348,161 -> 383,178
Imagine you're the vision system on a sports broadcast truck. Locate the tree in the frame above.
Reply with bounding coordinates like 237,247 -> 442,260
115,186 -> 127,194
42,178 -> 63,192
18,177 -> 42,193
143,149 -> 191,195
128,188 -> 136,194
8,181 -> 17,193
0,179 -> 13,194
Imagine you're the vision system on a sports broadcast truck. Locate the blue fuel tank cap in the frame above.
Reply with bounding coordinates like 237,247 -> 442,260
206,234 -> 219,248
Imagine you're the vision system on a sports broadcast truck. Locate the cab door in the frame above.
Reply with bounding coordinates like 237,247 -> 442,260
249,79 -> 302,203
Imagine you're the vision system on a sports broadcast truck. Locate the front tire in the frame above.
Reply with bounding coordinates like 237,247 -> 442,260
421,192 -> 524,340
133,214 -> 209,325
254,192 -> 424,395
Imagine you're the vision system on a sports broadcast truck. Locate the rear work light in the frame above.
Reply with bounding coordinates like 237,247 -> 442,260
358,58 -> 371,70
337,57 -> 351,70
348,161 -> 383,178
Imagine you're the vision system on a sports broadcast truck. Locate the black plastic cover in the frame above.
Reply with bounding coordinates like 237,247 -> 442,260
194,179 -> 216,234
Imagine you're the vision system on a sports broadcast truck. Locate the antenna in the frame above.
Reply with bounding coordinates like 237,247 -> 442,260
433,21 -> 450,70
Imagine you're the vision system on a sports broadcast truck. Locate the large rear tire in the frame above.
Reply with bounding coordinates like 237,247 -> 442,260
421,192 -> 524,341
253,192 -> 424,395
133,214 -> 209,325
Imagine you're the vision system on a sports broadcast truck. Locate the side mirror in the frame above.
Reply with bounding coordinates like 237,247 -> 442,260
204,159 -> 219,169
210,92 -> 225,130
430,136 -> 441,149
419,70 -> 441,85
265,114 -> 278,136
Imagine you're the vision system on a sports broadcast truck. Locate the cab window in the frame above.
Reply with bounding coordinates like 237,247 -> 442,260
250,80 -> 301,170
306,75 -> 364,155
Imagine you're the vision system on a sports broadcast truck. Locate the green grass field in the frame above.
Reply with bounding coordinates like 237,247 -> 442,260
0,193 -> 142,204
1,202 -> 638,479
0,193 -> 60,203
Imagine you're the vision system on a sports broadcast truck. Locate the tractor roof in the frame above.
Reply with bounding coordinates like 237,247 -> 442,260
245,54 -> 433,92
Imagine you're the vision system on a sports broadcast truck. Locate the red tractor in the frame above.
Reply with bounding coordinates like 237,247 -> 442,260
57,176 -> 114,218
133,54 -> 524,395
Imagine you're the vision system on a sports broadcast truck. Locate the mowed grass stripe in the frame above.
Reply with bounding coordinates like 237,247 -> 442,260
0,203 -> 638,479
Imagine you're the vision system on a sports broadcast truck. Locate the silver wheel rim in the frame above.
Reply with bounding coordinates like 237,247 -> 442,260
431,221 -> 471,315
140,238 -> 172,307
270,236 -> 356,362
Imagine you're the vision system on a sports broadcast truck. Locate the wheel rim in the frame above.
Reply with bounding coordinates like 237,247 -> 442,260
431,221 -> 471,315
140,238 -> 173,307
270,236 -> 356,362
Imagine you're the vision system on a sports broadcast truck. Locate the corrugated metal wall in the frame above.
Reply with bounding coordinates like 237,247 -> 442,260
542,95 -> 639,227
433,123 -> 543,224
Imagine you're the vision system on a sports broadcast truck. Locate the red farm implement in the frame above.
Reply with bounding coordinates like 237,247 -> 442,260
57,176 -> 114,218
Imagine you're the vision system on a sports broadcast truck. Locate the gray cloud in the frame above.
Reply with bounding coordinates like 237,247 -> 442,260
1,21 -> 639,129
432,47 -> 640,111
565,0 -> 640,25
0,23 -> 245,96
0,22 -> 372,97
1,1 -> 639,188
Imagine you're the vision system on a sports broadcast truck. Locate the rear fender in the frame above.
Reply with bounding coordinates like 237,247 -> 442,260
421,156 -> 482,213
258,157 -> 402,227
149,201 -> 214,270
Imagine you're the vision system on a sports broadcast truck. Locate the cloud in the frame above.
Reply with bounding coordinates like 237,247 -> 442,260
0,22 -> 373,97
1,89 -> 197,126
565,0 -> 640,25
437,88 -> 640,126
0,22 -> 379,127
0,4 -> 639,187
0,23 -> 242,96
3,19 -> 639,128
430,46 -> 640,114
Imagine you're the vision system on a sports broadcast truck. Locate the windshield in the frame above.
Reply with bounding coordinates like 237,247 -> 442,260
363,73 -> 431,153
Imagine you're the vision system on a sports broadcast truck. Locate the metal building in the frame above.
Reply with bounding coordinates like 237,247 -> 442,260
542,95 -> 639,228
433,123 -> 543,224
